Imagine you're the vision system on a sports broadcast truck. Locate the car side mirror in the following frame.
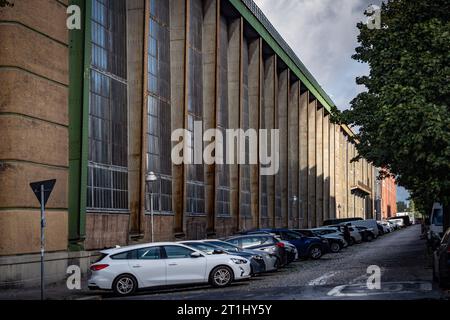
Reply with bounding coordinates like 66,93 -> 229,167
212,249 -> 224,254
190,252 -> 203,258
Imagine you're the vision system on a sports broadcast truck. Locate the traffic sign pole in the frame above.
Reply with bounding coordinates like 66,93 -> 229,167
40,184 -> 45,300
30,179 -> 55,300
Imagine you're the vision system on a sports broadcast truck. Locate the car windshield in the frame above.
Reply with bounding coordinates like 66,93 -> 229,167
183,242 -> 219,254
205,241 -> 241,252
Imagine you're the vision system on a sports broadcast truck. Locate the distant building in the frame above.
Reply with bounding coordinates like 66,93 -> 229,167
381,172 -> 397,219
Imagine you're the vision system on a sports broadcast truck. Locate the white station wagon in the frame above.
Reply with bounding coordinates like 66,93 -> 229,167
88,242 -> 251,296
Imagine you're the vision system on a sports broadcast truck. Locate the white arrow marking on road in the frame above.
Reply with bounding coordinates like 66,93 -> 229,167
327,281 -> 433,297
308,272 -> 337,286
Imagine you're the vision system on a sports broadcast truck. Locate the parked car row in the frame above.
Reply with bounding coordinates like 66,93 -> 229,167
88,218 -> 406,296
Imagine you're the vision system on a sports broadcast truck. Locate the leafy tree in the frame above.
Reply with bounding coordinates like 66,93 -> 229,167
332,0 -> 450,230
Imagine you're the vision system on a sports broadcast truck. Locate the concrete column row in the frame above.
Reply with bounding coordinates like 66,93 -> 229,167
166,0 -> 377,238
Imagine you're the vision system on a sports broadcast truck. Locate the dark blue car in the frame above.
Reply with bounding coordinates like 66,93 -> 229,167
243,229 -> 329,259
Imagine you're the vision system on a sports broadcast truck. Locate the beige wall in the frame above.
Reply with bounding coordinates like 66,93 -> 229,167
0,0 -> 69,255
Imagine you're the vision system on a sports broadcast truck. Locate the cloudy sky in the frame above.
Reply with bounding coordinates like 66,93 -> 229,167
253,0 -> 409,203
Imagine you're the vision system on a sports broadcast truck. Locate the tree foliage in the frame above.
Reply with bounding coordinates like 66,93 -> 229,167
332,0 -> 450,217
0,0 -> 14,8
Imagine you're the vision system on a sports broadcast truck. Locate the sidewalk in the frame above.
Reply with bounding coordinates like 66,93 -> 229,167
0,279 -> 102,300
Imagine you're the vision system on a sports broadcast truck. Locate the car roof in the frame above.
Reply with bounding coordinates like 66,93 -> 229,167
226,234 -> 274,240
100,242 -> 191,255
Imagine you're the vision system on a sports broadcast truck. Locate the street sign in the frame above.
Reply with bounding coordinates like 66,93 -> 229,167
30,179 -> 56,206
29,179 -> 56,300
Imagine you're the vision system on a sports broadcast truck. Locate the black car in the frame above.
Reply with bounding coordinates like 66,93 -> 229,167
223,234 -> 289,267
433,227 -> 450,288
239,229 -> 326,260
377,223 -> 385,235
355,226 -> 375,242
294,229 -> 346,253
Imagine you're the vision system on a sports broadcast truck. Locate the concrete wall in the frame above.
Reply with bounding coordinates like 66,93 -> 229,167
288,81 -> 299,228
0,0 -> 69,255
298,91 -> 309,227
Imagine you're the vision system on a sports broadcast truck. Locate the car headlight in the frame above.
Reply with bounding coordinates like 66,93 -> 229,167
252,255 -> 263,260
322,239 -> 328,244
231,258 -> 248,264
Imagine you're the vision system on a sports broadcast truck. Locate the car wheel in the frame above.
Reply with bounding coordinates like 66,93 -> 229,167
112,274 -> 137,296
210,266 -> 234,288
349,237 -> 355,246
309,245 -> 323,259
330,242 -> 341,253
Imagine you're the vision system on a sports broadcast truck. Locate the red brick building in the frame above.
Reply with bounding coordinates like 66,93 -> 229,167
381,175 -> 397,219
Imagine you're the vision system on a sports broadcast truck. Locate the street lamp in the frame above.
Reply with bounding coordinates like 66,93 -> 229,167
291,196 -> 299,227
146,171 -> 158,242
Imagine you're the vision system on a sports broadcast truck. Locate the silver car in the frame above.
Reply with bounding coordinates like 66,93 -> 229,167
202,239 -> 278,272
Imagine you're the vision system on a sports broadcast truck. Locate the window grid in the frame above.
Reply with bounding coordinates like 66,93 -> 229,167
216,15 -> 231,217
88,0 -> 128,211
146,0 -> 172,214
240,39 -> 251,217
186,0 -> 205,215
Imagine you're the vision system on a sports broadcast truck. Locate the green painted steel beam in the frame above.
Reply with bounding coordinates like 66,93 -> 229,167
68,0 -> 90,251
229,0 -> 336,114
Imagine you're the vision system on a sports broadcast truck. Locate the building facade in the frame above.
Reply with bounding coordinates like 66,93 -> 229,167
380,174 -> 397,219
0,0 -> 375,286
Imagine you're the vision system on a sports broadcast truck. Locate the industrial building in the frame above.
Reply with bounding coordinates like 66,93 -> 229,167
0,0 -> 377,286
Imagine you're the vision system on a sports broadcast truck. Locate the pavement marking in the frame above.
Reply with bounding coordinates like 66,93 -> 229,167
327,281 -> 432,297
308,272 -> 337,286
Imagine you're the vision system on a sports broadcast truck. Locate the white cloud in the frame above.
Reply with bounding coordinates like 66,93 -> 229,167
253,0 -> 381,110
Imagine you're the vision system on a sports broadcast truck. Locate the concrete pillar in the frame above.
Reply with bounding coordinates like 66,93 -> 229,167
170,0 -> 187,235
277,69 -> 289,228
288,81 -> 300,228
341,130 -> 347,218
202,0 -> 219,235
315,106 -> 323,227
345,138 -> 350,218
227,18 -> 242,231
323,114 -> 330,222
307,99 -> 317,228
262,55 -> 276,228
329,122 -> 336,219
299,91 -> 309,228
248,38 -> 262,229
334,125 -> 341,218
348,142 -> 354,218
128,0 -> 146,240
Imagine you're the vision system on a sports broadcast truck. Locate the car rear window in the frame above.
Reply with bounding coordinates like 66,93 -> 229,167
111,251 -> 133,260
93,253 -> 108,263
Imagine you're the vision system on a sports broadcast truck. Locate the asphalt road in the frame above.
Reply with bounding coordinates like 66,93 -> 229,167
101,225 -> 448,300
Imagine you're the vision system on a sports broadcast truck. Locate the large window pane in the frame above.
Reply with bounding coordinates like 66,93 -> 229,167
186,0 -> 205,215
88,0 -> 128,211
146,0 -> 172,213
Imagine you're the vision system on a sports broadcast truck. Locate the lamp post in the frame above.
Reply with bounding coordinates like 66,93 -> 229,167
291,196 -> 298,227
146,171 -> 158,242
